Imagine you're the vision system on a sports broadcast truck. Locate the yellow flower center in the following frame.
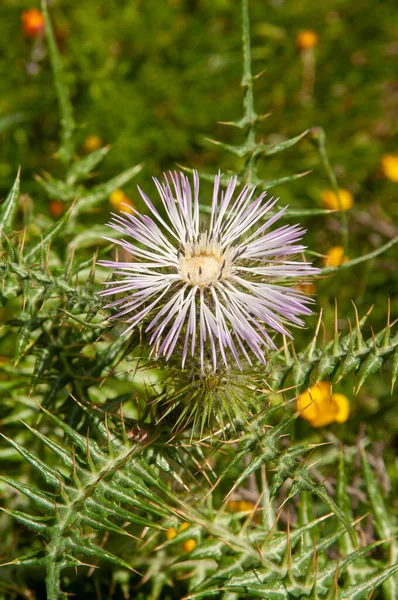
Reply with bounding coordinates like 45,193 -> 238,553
179,233 -> 232,287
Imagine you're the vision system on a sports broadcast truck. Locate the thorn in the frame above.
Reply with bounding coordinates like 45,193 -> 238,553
351,300 -> 365,351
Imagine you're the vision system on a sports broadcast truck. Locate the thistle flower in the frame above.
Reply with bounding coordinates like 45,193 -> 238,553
99,171 -> 318,371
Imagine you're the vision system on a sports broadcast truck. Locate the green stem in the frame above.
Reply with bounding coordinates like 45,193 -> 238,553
311,127 -> 349,252
321,235 -> 398,275
241,0 -> 257,186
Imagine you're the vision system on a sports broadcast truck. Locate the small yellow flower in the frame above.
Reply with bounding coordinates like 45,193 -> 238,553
321,189 -> 354,211
323,246 -> 349,267
49,200 -> 65,218
381,154 -> 398,182
227,500 -> 255,512
238,500 -> 255,512
297,381 -> 350,427
226,500 -> 240,512
109,189 -> 134,213
22,8 -> 45,38
83,135 -> 102,153
166,527 -> 177,541
296,30 -> 319,51
296,282 -> 317,295
183,539 -> 196,552
178,522 -> 190,532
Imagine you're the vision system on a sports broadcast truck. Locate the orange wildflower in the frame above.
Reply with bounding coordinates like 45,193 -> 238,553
49,200 -> 65,218
381,154 -> 398,182
109,189 -> 134,213
321,189 -> 354,211
297,381 -> 350,427
296,30 -> 319,51
323,246 -> 349,267
296,282 -> 316,295
183,539 -> 196,552
22,8 -> 45,38
83,136 -> 102,153
166,527 -> 177,541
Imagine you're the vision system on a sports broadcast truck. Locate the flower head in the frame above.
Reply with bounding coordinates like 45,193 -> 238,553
381,154 -> 398,182
321,188 -> 354,211
297,381 -> 350,427
83,135 -> 102,153
296,30 -> 319,51
109,189 -> 134,213
99,171 -> 318,370
49,200 -> 65,218
21,8 -> 45,38
323,245 -> 349,267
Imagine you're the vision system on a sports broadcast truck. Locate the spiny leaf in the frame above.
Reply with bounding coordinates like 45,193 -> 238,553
0,168 -> 20,237
338,564 -> 398,600
252,130 -> 309,158
361,449 -> 398,600
66,146 -> 110,185
74,163 -> 143,214
0,508 -> 49,534
41,0 -> 75,162
24,204 -> 72,262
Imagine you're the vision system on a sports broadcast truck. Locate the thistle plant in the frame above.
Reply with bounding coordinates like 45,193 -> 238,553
100,170 -> 318,369
0,1 -> 397,599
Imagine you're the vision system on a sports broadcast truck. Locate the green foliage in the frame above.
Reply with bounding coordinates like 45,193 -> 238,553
1,405 -> 397,599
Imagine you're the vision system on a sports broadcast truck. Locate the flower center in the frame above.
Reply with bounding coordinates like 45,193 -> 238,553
178,232 -> 230,287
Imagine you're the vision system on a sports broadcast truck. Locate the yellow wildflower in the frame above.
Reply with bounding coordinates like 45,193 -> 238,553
109,189 -> 134,213
227,500 -> 255,512
296,282 -> 316,295
321,189 -> 354,211
183,539 -> 197,552
166,527 -> 177,541
381,154 -> 398,182
297,381 -> 350,427
83,136 -> 102,153
178,522 -> 189,532
226,500 -> 240,512
296,30 -> 319,51
182,539 -> 196,552
323,246 -> 349,267
22,8 -> 45,38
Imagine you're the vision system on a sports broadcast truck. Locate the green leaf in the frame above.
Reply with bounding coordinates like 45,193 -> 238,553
24,204 -> 72,262
259,170 -> 311,191
0,168 -> 20,237
253,130 -> 308,158
361,450 -> 398,600
0,507 -> 49,534
74,163 -> 143,214
66,146 -> 110,185
338,564 -> 398,600
41,0 -> 75,162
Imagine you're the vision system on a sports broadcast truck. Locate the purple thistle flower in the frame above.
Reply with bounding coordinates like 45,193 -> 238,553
99,171 -> 319,371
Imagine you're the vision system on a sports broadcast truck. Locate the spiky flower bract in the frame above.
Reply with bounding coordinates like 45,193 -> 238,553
99,171 -> 318,370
